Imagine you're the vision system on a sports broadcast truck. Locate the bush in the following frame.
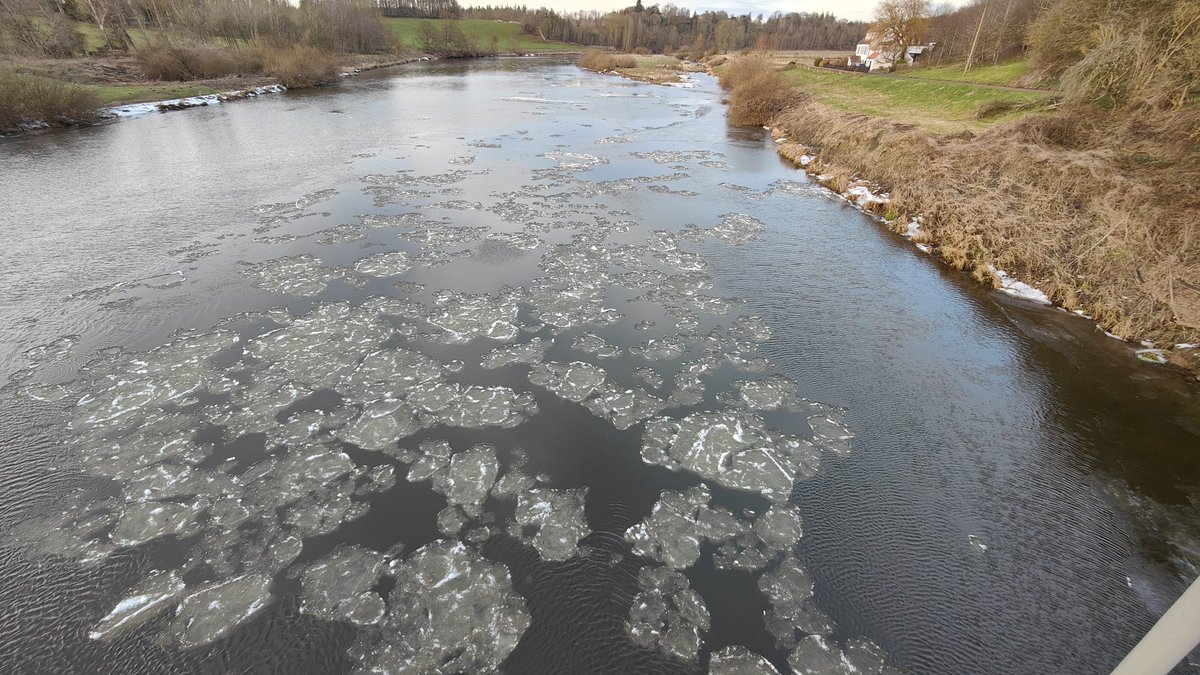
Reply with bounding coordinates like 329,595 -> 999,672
0,12 -> 85,57
136,45 -> 263,81
262,45 -> 339,88
632,46 -> 650,55
727,67 -> 792,126
578,50 -> 635,71
717,54 -> 773,89
0,69 -> 97,131
813,57 -> 822,66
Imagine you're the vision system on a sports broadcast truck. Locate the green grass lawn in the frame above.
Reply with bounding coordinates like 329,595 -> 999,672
88,82 -> 221,105
903,59 -> 1032,87
74,21 -> 164,52
385,18 -> 576,52
780,66 -> 1050,133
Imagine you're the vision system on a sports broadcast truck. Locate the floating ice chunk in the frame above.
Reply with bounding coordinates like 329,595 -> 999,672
760,554 -> 837,647
438,386 -> 538,429
755,505 -> 804,550
23,334 -> 80,366
630,335 -> 692,361
968,534 -> 988,553
338,401 -> 420,450
282,487 -> 368,537
667,372 -> 705,407
710,213 -> 766,245
435,445 -> 499,511
807,413 -> 853,457
626,566 -> 709,661
631,150 -> 724,165
543,151 -> 608,171
729,315 -> 773,343
491,466 -> 537,498
301,546 -> 389,625
529,361 -> 607,403
243,254 -> 341,296
111,500 -> 206,547
125,463 -> 238,503
426,291 -> 521,343
583,383 -> 665,430
487,231 -> 543,251
514,488 -> 589,561
692,295 -> 744,316
1135,349 -> 1167,365
400,223 -> 488,247
481,338 -> 549,369
724,375 -> 802,411
994,269 -> 1052,305
170,575 -> 274,649
642,412 -> 820,501
438,504 -> 470,535
406,440 -> 453,480
626,485 -> 745,569
352,251 -> 412,277
361,540 -> 529,674
89,570 -> 185,640
709,646 -> 781,674
247,302 -> 395,389
634,366 -> 664,389
572,332 -> 621,359
787,635 -> 890,675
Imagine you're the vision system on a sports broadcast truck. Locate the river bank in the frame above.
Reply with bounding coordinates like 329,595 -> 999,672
582,54 -> 1200,377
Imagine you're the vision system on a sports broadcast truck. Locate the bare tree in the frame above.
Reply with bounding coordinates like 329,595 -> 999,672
870,0 -> 930,68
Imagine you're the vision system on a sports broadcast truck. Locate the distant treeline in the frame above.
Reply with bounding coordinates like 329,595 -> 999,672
462,4 -> 868,54
375,0 -> 462,19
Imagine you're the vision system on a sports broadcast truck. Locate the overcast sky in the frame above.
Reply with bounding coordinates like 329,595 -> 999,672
470,0 -> 937,22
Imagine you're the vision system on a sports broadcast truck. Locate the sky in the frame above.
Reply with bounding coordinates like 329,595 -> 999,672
469,0 -> 930,22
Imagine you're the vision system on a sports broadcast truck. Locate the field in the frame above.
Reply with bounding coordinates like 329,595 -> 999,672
903,59 -> 1034,87
778,66 -> 1050,133
385,18 -> 577,53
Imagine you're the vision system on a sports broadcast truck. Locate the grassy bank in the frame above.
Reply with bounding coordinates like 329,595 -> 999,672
904,60 -> 1033,87
777,66 -> 1050,133
386,18 -> 576,53
715,54 -> 1199,372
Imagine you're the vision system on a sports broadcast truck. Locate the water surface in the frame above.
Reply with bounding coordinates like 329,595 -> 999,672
1,58 -> 1198,674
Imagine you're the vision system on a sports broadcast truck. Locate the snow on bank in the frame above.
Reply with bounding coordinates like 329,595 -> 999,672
105,84 -> 286,118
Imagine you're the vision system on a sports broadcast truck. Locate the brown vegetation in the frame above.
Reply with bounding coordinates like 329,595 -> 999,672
0,68 -> 97,130
577,50 -> 635,71
135,44 -> 262,80
720,57 -> 793,126
261,45 -> 340,88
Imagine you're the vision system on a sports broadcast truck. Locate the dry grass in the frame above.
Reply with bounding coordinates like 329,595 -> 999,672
578,50 -> 636,71
718,57 -> 796,126
136,44 -> 262,81
261,45 -> 339,88
770,99 -> 1200,353
0,69 -> 97,131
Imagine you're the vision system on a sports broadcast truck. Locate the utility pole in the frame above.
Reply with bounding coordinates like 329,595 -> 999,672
1111,576 -> 1200,675
992,0 -> 1014,64
963,0 -> 988,74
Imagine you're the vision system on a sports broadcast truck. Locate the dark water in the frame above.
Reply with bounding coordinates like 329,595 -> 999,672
1,57 -> 1198,675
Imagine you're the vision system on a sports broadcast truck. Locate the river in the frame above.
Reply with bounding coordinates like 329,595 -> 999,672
0,57 -> 1197,674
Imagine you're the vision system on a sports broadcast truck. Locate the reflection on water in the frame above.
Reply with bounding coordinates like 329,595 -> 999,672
0,58 -> 1197,674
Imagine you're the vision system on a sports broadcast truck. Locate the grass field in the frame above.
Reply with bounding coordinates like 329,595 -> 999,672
74,22 -> 164,52
385,18 -> 576,53
904,59 -> 1033,87
779,66 -> 1049,132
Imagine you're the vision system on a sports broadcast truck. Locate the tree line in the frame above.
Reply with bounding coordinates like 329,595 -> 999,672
463,3 -> 868,54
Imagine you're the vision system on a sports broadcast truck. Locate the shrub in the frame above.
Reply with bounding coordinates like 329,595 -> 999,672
578,50 -> 635,71
813,57 -> 822,66
716,54 -> 772,89
0,69 -> 97,131
727,67 -> 792,126
632,46 -> 650,55
261,45 -> 339,88
0,12 -> 85,57
136,45 -> 262,81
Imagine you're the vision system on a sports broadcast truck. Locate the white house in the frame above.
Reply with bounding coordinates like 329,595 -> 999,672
848,31 -> 934,71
